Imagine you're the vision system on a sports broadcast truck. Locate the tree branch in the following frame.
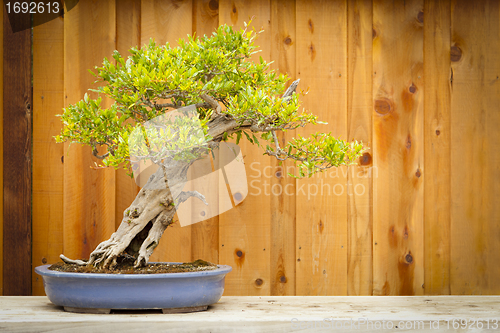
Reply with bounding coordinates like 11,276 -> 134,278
141,96 -> 155,109
271,130 -> 281,151
93,147 -> 110,160
200,93 -> 222,115
205,80 -> 302,140
282,79 -> 300,99
155,102 -> 177,108
176,190 -> 209,206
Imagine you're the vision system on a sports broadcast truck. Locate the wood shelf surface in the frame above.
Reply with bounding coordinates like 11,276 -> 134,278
0,296 -> 498,332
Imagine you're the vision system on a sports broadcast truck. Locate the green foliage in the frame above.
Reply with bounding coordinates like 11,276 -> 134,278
56,22 -> 364,177
128,107 -> 211,165
55,94 -> 133,167
285,134 -> 364,178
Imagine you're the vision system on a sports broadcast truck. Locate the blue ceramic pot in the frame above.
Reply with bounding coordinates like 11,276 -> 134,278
35,263 -> 232,312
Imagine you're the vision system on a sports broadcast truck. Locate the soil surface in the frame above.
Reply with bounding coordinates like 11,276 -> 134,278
49,256 -> 218,274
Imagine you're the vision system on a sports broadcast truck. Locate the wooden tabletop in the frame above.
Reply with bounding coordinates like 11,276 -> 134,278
0,296 -> 499,332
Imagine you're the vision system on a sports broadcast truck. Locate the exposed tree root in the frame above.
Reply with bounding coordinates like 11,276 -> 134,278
60,254 -> 87,266
135,210 -> 175,268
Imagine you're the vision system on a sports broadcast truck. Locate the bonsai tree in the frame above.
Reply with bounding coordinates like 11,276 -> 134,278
57,24 -> 364,269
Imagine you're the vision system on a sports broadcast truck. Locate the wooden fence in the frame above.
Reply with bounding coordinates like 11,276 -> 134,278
1,0 -> 499,296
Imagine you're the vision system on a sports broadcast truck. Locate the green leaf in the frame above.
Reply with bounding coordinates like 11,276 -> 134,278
243,131 -> 253,144
252,134 -> 260,147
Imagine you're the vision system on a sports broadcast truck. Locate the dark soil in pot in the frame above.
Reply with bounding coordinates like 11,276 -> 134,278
49,256 -> 217,274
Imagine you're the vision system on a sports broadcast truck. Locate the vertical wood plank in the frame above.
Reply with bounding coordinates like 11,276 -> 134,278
32,17 -> 65,296
450,0 -> 500,295
3,10 -> 32,296
141,0 -> 194,263
295,0 -> 348,296
372,0 -> 424,296
346,0 -> 373,296
193,0 -> 219,38
218,0 -> 272,296
269,0 -> 296,296
191,0 -> 220,264
423,0 -> 451,295
63,0 -> 116,260
141,0 -> 193,46
0,6 -> 4,296
115,0 -> 141,230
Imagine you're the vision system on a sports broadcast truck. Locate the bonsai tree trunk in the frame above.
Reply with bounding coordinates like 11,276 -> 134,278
86,160 -> 189,269
61,115 -> 242,269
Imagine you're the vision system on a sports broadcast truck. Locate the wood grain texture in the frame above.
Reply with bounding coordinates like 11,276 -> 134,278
141,0 -> 193,46
0,7 -> 4,296
372,0 -> 425,296
450,0 -> 500,295
193,0 -> 219,38
63,0 -> 116,260
141,0 -> 194,263
32,17 -> 65,296
423,0 -> 451,295
115,0 -> 141,231
191,0 -> 220,264
2,296 -> 500,332
269,0 -> 296,296
346,0 -> 373,296
3,9 -> 32,296
295,0 -> 348,296
218,0 -> 272,296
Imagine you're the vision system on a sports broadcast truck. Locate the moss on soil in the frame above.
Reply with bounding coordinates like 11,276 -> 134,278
48,256 -> 217,274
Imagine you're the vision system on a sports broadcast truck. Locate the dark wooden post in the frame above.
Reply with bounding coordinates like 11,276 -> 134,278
3,8 -> 32,295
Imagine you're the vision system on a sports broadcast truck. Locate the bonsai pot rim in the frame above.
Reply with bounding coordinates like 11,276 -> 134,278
35,262 -> 232,279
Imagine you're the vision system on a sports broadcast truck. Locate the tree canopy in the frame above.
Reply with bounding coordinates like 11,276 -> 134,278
56,23 -> 364,178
